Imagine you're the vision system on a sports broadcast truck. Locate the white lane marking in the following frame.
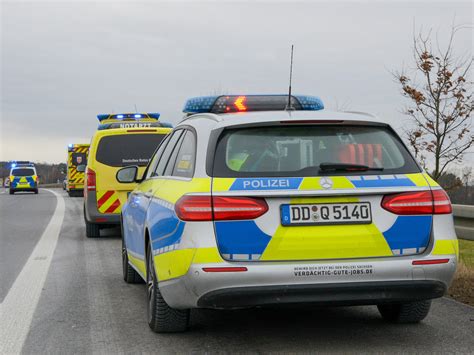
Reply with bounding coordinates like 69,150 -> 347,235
0,189 -> 65,354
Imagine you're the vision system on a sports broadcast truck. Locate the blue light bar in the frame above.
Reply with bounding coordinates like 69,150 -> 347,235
293,95 -> 324,111
68,144 -> 74,148
182,95 -> 324,114
97,113 -> 161,121
10,161 -> 35,168
97,121 -> 173,130
183,96 -> 219,114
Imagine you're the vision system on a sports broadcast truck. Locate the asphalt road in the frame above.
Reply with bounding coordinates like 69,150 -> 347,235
1,188 -> 473,353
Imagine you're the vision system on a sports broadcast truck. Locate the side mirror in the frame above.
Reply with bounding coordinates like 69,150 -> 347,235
116,165 -> 139,183
76,164 -> 86,172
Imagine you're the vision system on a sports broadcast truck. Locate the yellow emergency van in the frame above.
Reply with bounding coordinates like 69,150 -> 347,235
66,143 -> 90,197
83,113 -> 172,238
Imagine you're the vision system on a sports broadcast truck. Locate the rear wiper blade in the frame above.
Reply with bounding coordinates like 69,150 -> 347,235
319,162 -> 384,172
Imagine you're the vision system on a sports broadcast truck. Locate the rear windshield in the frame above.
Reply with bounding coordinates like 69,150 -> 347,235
72,152 -> 87,166
96,134 -> 166,167
11,168 -> 35,176
213,125 -> 420,177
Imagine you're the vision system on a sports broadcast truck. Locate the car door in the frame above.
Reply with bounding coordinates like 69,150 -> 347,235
124,132 -> 177,263
134,130 -> 186,258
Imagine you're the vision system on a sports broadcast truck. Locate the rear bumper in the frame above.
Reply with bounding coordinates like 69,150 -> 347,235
84,190 -> 120,224
197,280 -> 446,308
68,184 -> 84,191
10,186 -> 37,191
158,256 -> 456,309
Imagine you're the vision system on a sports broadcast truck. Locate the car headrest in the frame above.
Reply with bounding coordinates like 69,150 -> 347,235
338,143 -> 383,167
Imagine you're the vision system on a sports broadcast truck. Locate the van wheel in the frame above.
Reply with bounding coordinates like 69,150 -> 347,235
378,300 -> 432,323
122,230 -> 143,284
146,243 -> 189,333
86,220 -> 100,238
34,189 -> 39,194
9,189 -> 14,195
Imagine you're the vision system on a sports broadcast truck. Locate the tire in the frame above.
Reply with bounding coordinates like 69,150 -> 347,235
146,242 -> 189,333
9,189 -> 14,195
377,300 -> 432,323
34,189 -> 38,194
85,219 -> 101,238
68,191 -> 74,197
122,223 -> 143,284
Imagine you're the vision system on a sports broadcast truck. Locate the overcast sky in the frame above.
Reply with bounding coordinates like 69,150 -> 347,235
1,0 -> 472,169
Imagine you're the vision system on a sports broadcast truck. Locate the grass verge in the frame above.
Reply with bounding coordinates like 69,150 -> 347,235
448,239 -> 474,306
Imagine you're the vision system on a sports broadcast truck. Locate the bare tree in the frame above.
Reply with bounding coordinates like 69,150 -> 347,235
394,24 -> 473,180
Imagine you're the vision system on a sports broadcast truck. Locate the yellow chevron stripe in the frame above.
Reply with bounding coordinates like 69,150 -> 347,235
97,190 -> 121,213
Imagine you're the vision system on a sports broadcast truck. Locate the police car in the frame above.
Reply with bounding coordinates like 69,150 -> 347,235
117,95 -> 457,332
83,113 -> 172,237
9,161 -> 39,195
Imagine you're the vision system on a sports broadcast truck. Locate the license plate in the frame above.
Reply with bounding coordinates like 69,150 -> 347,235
280,202 -> 372,226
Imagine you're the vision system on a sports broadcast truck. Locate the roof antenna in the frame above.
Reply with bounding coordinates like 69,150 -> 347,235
285,44 -> 295,111
134,104 -> 138,112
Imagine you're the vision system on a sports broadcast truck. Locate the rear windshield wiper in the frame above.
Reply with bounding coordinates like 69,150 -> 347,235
318,162 -> 384,172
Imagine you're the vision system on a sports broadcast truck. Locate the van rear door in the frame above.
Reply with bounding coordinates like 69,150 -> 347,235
94,132 -> 167,214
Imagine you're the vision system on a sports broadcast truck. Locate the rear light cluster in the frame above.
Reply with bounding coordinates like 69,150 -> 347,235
381,189 -> 452,215
175,196 -> 268,221
86,168 -> 96,191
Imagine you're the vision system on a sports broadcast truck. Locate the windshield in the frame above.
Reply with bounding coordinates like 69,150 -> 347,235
12,168 -> 35,176
96,134 -> 166,167
213,125 -> 420,177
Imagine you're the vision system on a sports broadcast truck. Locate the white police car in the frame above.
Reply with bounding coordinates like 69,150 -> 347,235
118,95 -> 457,332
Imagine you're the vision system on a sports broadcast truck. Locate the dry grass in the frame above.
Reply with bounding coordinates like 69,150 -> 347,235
448,239 -> 474,306
448,261 -> 474,306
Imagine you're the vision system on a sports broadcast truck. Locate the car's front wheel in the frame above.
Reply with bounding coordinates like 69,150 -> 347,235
377,300 -> 432,323
146,242 -> 189,333
9,189 -> 14,195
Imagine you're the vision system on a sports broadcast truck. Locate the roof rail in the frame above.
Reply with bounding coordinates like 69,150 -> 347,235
179,113 -> 222,124
342,111 -> 377,118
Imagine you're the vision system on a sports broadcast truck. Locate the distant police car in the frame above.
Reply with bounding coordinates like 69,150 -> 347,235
83,113 -> 172,238
9,162 -> 39,195
118,95 -> 457,332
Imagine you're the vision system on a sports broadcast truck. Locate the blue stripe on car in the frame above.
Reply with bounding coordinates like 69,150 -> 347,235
383,215 -> 432,251
214,220 -> 271,255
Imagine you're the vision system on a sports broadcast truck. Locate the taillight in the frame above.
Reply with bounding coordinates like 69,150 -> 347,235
86,168 -> 96,191
432,189 -> 452,214
381,189 -> 452,215
175,196 -> 212,221
175,196 -> 268,221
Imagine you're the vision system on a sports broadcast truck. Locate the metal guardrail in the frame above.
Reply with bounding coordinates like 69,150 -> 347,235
453,204 -> 474,241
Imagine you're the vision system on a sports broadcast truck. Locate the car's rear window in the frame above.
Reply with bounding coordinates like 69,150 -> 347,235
72,152 -> 87,166
212,125 -> 420,177
12,168 -> 35,176
96,134 -> 166,167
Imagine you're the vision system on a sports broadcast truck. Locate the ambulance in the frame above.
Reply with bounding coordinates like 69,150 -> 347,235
83,113 -> 172,238
66,144 -> 90,197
